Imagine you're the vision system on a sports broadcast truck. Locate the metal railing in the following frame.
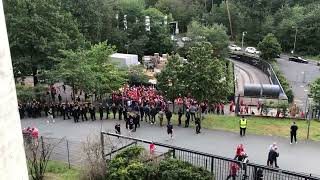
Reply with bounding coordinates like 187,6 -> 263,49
230,52 -> 287,100
102,132 -> 320,180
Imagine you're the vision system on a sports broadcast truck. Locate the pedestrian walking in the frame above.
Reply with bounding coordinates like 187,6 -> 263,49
144,105 -> 150,122
195,117 -> 201,134
267,147 -> 279,168
118,104 -> 123,120
185,108 -> 190,127
290,122 -> 298,144
112,103 -> 117,119
239,116 -> 247,136
158,109 -> 164,126
89,105 -> 96,121
47,108 -> 55,124
115,123 -> 121,135
105,103 -> 110,119
140,104 -> 144,121
167,122 -> 174,139
99,103 -> 104,120
178,108 -> 183,126
165,109 -> 172,124
150,106 -> 157,124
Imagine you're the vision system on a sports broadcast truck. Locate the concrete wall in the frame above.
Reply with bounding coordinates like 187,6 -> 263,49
0,1 -> 28,179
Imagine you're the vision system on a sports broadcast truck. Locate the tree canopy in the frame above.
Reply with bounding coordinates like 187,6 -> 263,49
258,33 -> 282,61
157,42 -> 228,103
50,42 -> 127,96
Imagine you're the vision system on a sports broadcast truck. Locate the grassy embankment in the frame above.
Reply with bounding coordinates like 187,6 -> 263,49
170,114 -> 320,141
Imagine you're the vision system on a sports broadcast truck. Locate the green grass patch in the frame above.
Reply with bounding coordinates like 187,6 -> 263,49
170,114 -> 320,141
304,55 -> 320,61
28,161 -> 80,180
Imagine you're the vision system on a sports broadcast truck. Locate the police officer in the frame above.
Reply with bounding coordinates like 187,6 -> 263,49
240,116 -> 247,136
112,103 -> 117,119
105,103 -> 110,119
118,104 -> 123,120
89,105 -> 96,121
195,117 -> 201,134
178,108 -> 183,126
140,104 -> 144,121
99,103 -> 104,120
185,108 -> 190,127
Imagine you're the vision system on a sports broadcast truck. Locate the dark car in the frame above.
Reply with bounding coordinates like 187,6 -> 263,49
289,56 -> 308,64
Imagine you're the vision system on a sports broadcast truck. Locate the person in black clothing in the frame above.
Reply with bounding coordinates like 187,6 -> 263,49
73,106 -> 79,123
150,106 -> 157,124
144,105 -> 150,122
89,105 -> 96,121
115,123 -> 121,134
195,117 -> 201,134
140,105 -> 144,121
136,113 -> 140,128
44,104 -> 49,117
19,104 -> 25,119
133,113 -> 139,131
178,108 -> 183,126
128,116 -> 134,133
118,104 -> 123,120
112,103 -> 117,119
167,122 -> 173,139
267,147 -> 279,168
185,109 -> 190,127
165,109 -> 172,125
58,94 -> 62,103
62,105 -> 68,120
123,105 -> 128,121
105,104 -> 110,119
290,122 -> 298,144
99,103 -> 104,120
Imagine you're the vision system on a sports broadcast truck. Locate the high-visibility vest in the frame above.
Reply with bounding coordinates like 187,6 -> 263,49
240,119 -> 247,128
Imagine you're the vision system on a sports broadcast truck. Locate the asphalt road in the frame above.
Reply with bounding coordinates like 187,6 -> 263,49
232,60 -> 270,95
277,55 -> 320,108
21,117 -> 320,176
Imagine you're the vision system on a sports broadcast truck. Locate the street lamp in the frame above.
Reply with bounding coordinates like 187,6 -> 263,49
241,31 -> 247,50
292,26 -> 298,54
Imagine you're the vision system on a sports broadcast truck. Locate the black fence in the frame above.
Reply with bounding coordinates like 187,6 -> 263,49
230,52 -> 287,100
101,132 -> 320,180
23,135 -> 84,168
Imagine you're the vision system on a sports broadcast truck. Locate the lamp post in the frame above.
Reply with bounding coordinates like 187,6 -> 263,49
292,26 -> 298,54
241,31 -> 247,50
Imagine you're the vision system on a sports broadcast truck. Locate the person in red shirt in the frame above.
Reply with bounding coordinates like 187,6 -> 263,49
227,162 -> 240,180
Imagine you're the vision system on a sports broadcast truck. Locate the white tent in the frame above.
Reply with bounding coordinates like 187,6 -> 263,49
110,53 -> 139,67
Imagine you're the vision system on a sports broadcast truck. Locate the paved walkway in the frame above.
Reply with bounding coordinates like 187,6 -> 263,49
21,117 -> 320,176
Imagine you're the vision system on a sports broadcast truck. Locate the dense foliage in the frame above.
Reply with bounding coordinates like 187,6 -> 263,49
258,33 -> 282,61
107,145 -> 214,180
50,42 -> 127,97
157,42 -> 229,103
16,84 -> 47,103
310,78 -> 320,109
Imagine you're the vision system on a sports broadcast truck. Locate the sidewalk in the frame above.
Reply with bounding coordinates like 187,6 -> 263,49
20,117 -> 320,176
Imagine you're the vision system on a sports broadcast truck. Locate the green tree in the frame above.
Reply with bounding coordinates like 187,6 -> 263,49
258,33 -> 282,61
51,42 -> 127,97
184,41 -> 227,102
156,54 -> 185,103
4,0 -> 85,85
310,78 -> 320,109
127,65 -> 149,85
186,21 -> 229,57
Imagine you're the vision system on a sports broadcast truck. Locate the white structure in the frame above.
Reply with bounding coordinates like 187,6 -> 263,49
0,1 -> 28,179
110,53 -> 139,67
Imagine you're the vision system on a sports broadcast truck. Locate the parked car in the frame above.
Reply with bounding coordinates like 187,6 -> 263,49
228,44 -> 242,51
245,47 -> 260,54
288,56 -> 309,64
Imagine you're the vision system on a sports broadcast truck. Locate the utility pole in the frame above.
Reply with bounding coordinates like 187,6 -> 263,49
241,32 -> 247,50
293,27 -> 298,54
226,0 -> 234,41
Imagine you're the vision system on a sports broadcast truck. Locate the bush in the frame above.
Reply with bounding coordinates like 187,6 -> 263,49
107,145 -> 214,180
